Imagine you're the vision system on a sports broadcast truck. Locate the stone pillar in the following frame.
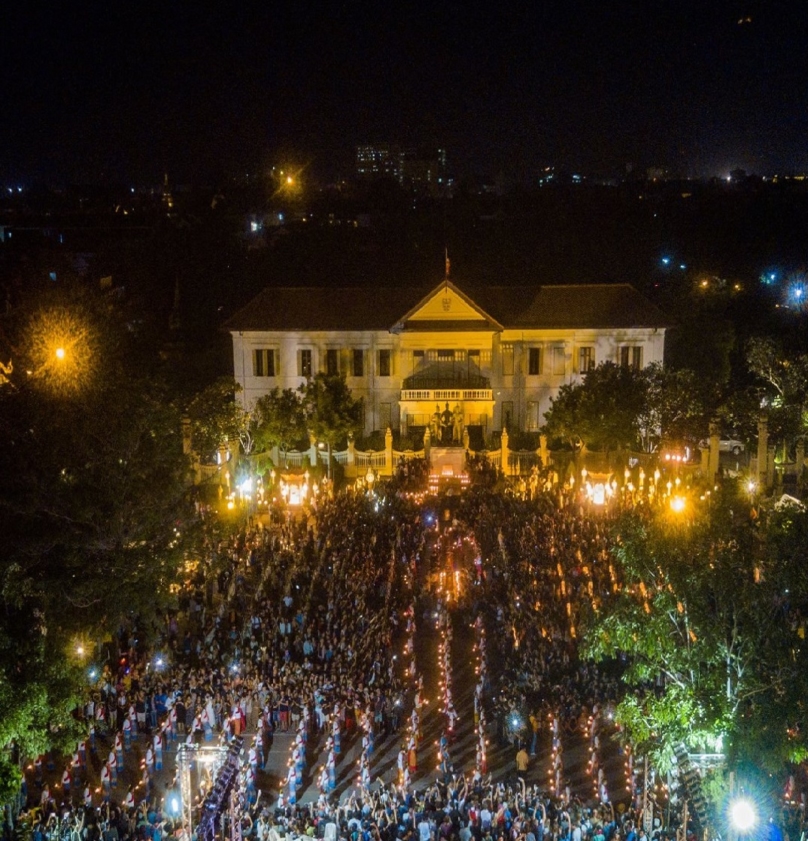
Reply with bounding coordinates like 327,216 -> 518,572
796,437 -> 806,490
708,421 -> 721,484
757,413 -> 769,487
423,427 -> 431,465
347,435 -> 355,467
501,428 -> 510,475
385,426 -> 393,476
308,434 -> 318,472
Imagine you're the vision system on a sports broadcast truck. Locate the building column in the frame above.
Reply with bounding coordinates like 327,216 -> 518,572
308,434 -> 318,472
385,426 -> 393,476
423,427 -> 431,465
501,427 -> 510,475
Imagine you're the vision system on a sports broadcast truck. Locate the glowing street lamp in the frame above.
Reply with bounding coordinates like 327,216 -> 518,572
55,347 -> 66,360
669,496 -> 686,513
729,798 -> 756,833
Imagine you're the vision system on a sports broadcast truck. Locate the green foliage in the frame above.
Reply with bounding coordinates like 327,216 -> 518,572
252,387 -> 308,453
746,337 -> 808,407
639,363 -> 710,449
542,362 -> 648,453
543,362 -> 711,455
299,373 -> 362,449
582,492 -> 808,774
746,336 -> 808,442
0,282 -> 192,791
186,376 -> 253,456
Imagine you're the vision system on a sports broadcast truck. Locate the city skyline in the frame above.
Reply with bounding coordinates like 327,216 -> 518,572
3,1 -> 807,184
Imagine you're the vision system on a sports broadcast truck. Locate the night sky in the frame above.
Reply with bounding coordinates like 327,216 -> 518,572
2,1 -> 807,184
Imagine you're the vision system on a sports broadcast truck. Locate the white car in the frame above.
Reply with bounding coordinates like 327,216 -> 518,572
699,438 -> 745,455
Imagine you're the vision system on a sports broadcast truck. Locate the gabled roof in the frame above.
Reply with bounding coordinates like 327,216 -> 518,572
223,281 -> 668,333
390,280 -> 503,333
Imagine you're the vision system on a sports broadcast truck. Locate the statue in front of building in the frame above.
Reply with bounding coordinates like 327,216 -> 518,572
452,403 -> 464,445
440,402 -> 453,445
431,405 -> 441,442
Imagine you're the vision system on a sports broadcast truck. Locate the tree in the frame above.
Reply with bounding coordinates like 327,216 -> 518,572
746,336 -> 808,444
300,373 -> 362,477
0,282 -> 192,792
186,376 -> 254,458
252,387 -> 308,456
582,488 -> 808,776
542,362 -> 647,455
639,363 -> 710,451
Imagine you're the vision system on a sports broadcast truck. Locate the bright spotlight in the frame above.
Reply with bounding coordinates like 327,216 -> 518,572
730,798 -> 756,832
669,496 -> 686,513
55,347 -> 66,360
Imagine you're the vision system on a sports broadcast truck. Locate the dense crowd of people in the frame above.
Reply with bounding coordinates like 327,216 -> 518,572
12,478 -> 795,841
18,491 -> 425,841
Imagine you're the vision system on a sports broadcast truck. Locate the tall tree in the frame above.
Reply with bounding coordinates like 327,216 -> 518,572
746,336 -> 808,443
582,489 -> 808,775
300,373 -> 362,477
0,282 -> 192,797
251,387 -> 308,456
639,363 -> 710,451
186,376 -> 254,458
542,362 -> 647,454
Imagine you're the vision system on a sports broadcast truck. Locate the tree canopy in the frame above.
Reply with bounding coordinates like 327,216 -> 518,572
251,386 -> 308,454
300,373 -> 362,449
542,362 -> 646,452
746,336 -> 808,443
186,376 -> 254,457
0,282 -> 192,800
582,488 -> 808,773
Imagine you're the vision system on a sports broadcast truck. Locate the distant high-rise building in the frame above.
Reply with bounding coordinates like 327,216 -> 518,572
355,145 -> 398,179
355,145 -> 449,193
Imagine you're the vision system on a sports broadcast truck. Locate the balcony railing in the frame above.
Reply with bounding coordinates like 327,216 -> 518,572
401,388 -> 493,401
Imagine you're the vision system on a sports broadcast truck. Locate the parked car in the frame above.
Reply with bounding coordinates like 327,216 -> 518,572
698,437 -> 745,455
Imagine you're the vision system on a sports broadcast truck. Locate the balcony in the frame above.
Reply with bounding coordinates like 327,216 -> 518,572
400,387 -> 494,401
401,363 -> 491,402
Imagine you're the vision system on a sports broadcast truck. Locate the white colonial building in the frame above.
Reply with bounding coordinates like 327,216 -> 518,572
225,279 -> 667,440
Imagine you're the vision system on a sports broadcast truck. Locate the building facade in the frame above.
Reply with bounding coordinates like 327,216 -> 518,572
226,280 -> 667,439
